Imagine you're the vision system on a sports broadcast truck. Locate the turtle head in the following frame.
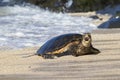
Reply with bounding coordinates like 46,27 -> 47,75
82,33 -> 92,47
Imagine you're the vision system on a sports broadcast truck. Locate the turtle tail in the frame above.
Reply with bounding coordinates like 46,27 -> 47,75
22,53 -> 37,58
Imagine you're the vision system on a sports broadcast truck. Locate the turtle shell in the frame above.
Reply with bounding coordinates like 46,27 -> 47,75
37,33 -> 83,55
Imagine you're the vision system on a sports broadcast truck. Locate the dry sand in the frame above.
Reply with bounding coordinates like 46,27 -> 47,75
0,29 -> 120,80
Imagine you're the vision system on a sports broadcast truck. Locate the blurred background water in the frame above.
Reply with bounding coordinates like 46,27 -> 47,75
0,0 -> 97,49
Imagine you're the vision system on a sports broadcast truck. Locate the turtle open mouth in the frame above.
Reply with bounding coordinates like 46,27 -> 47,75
85,37 -> 89,41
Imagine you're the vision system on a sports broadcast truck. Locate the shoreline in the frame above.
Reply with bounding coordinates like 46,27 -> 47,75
0,29 -> 120,80
0,29 -> 120,75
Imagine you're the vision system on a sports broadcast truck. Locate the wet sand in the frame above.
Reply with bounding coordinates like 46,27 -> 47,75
69,12 -> 112,26
0,29 -> 120,80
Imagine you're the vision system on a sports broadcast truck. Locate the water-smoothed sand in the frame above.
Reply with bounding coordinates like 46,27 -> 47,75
0,29 -> 120,80
69,12 -> 112,26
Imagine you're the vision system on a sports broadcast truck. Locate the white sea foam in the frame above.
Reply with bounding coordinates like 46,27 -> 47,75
0,5 -> 97,48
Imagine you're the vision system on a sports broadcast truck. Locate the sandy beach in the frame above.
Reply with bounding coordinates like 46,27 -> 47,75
0,28 -> 120,80
0,1 -> 120,79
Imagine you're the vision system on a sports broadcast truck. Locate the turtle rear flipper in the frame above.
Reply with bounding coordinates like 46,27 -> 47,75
41,54 -> 56,59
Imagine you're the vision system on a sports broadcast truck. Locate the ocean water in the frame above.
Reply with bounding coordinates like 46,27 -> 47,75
0,5 -> 97,49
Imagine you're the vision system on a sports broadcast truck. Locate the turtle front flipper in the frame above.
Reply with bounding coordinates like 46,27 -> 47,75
71,49 -> 82,57
90,47 -> 100,54
41,54 -> 55,59
72,53 -> 80,57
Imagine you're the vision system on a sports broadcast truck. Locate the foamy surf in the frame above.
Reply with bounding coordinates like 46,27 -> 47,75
0,5 -> 97,49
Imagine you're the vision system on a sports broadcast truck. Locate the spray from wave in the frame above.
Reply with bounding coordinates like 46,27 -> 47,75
0,4 -> 97,49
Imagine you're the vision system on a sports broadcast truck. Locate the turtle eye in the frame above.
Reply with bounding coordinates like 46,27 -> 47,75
85,37 -> 89,41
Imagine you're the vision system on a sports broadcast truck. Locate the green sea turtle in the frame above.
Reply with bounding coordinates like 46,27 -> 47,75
36,33 -> 100,59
